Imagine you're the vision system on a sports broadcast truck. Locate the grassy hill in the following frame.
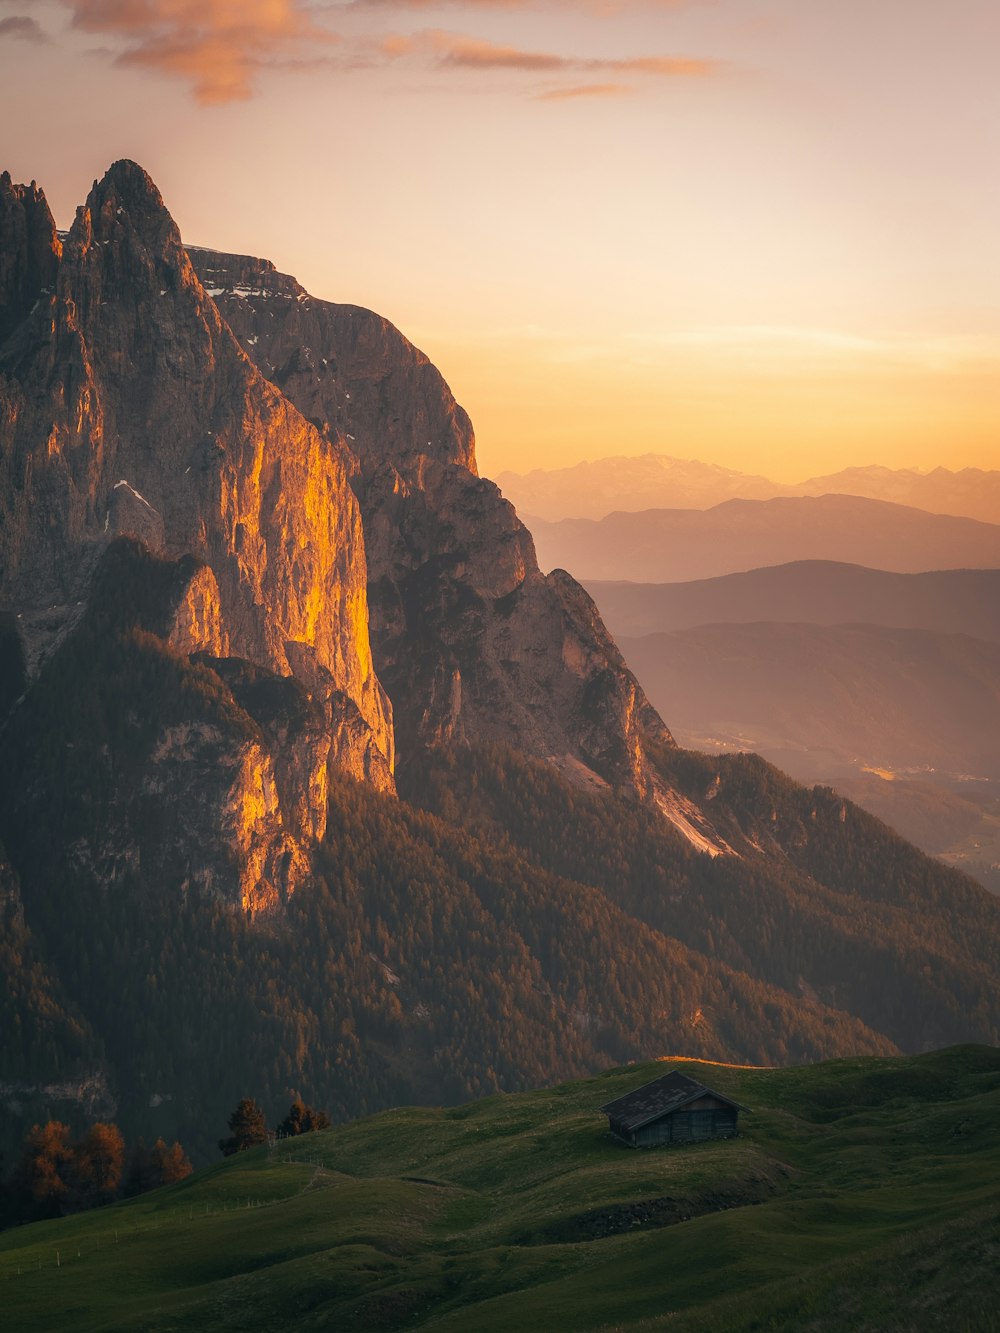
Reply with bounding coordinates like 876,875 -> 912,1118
2,1046 -> 998,1332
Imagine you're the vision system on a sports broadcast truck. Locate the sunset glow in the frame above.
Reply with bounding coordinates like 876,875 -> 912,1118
1,0 -> 998,479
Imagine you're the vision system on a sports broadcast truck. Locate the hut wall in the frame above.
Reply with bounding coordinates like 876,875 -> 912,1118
631,1104 -> 738,1146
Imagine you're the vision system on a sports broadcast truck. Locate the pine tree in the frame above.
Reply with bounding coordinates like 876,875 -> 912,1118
219,1098 -> 268,1156
278,1098 -> 331,1138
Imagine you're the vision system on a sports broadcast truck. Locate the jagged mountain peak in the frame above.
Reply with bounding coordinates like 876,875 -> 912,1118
0,170 -> 61,345
0,160 -> 394,803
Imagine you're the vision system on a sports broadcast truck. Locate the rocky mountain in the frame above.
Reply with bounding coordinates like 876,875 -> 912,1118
587,563 -> 1000,642
528,496 -> 1000,583
2,163 -> 1000,1162
498,455 -> 1000,525
188,246 -> 668,796
0,162 -> 668,917
798,464 -> 1000,526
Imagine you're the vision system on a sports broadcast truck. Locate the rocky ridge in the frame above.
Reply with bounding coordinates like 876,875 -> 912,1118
0,162 -> 677,912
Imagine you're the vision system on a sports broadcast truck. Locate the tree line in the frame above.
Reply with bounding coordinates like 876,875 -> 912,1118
1,1095 -> 332,1228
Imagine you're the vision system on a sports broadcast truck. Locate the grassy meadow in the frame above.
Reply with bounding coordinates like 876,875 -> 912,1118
2,1045 -> 998,1331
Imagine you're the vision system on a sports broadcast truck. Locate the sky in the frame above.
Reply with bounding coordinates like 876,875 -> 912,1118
0,0 -> 998,482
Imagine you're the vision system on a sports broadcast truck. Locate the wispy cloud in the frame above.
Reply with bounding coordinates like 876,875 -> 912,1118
58,0 -> 332,104
395,29 -> 718,81
27,0 -> 718,103
536,82 -> 631,101
0,14 -> 49,42
344,0 -> 698,12
434,32 -> 565,70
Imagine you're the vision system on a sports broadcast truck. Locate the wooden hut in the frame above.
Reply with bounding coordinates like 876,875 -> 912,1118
600,1070 -> 747,1148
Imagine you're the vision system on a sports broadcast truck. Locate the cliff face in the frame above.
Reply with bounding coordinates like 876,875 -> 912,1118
0,159 -> 676,921
192,249 -> 672,792
0,163 -> 391,781
0,172 -> 61,346
1,540 -> 329,914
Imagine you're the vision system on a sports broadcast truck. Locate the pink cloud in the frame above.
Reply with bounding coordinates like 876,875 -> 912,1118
62,0 -> 331,104
422,29 -> 719,80
536,82 -> 632,101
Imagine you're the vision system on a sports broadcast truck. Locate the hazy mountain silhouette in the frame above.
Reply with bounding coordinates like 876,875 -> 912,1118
528,496 -> 1000,583
500,455 -> 1000,525
498,454 -> 784,521
588,563 -> 1000,642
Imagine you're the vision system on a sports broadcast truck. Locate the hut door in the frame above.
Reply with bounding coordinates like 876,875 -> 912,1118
691,1111 -> 714,1140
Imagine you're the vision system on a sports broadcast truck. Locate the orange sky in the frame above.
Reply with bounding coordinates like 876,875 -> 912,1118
1,0 -> 998,481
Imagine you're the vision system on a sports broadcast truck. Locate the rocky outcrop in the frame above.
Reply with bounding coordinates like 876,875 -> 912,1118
195,250 -> 673,792
1,540 -> 330,914
0,172 -> 60,346
0,162 -> 391,780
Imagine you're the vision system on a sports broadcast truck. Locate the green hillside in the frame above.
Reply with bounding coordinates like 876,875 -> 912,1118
3,1046 -> 998,1332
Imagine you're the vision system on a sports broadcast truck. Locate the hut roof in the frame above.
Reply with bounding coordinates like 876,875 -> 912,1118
600,1070 -> 747,1133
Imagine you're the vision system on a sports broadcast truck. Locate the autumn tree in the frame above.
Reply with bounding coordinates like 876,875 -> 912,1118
219,1097 -> 268,1156
11,1120 -> 74,1219
71,1121 -> 125,1208
125,1136 -> 193,1195
278,1098 -> 331,1138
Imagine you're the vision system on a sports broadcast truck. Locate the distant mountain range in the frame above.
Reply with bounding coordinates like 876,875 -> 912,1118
582,562 -> 1000,891
528,495 -> 1000,583
587,563 -> 1000,642
498,455 -> 1000,524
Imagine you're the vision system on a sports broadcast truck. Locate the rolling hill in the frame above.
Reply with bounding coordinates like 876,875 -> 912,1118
586,562 -> 1000,642
527,496 -> 1000,583
2,1045 -> 998,1331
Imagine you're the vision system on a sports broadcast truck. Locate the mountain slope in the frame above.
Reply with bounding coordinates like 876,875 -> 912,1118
527,496 -> 1000,583
3,1046 -> 998,1333
587,562 -> 1000,642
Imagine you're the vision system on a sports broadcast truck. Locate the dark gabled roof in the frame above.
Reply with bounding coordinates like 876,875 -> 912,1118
600,1070 -> 747,1132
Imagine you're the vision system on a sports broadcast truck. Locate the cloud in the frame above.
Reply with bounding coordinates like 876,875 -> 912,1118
58,0 -> 333,104
433,33 -> 564,70
536,82 -> 631,101
30,0 -> 717,104
419,30 -> 718,79
0,14 -> 49,41
344,0 -> 697,11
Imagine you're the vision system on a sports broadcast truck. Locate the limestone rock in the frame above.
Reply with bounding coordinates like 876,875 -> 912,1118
0,161 -> 391,777
197,251 -> 673,792
0,171 -> 60,346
